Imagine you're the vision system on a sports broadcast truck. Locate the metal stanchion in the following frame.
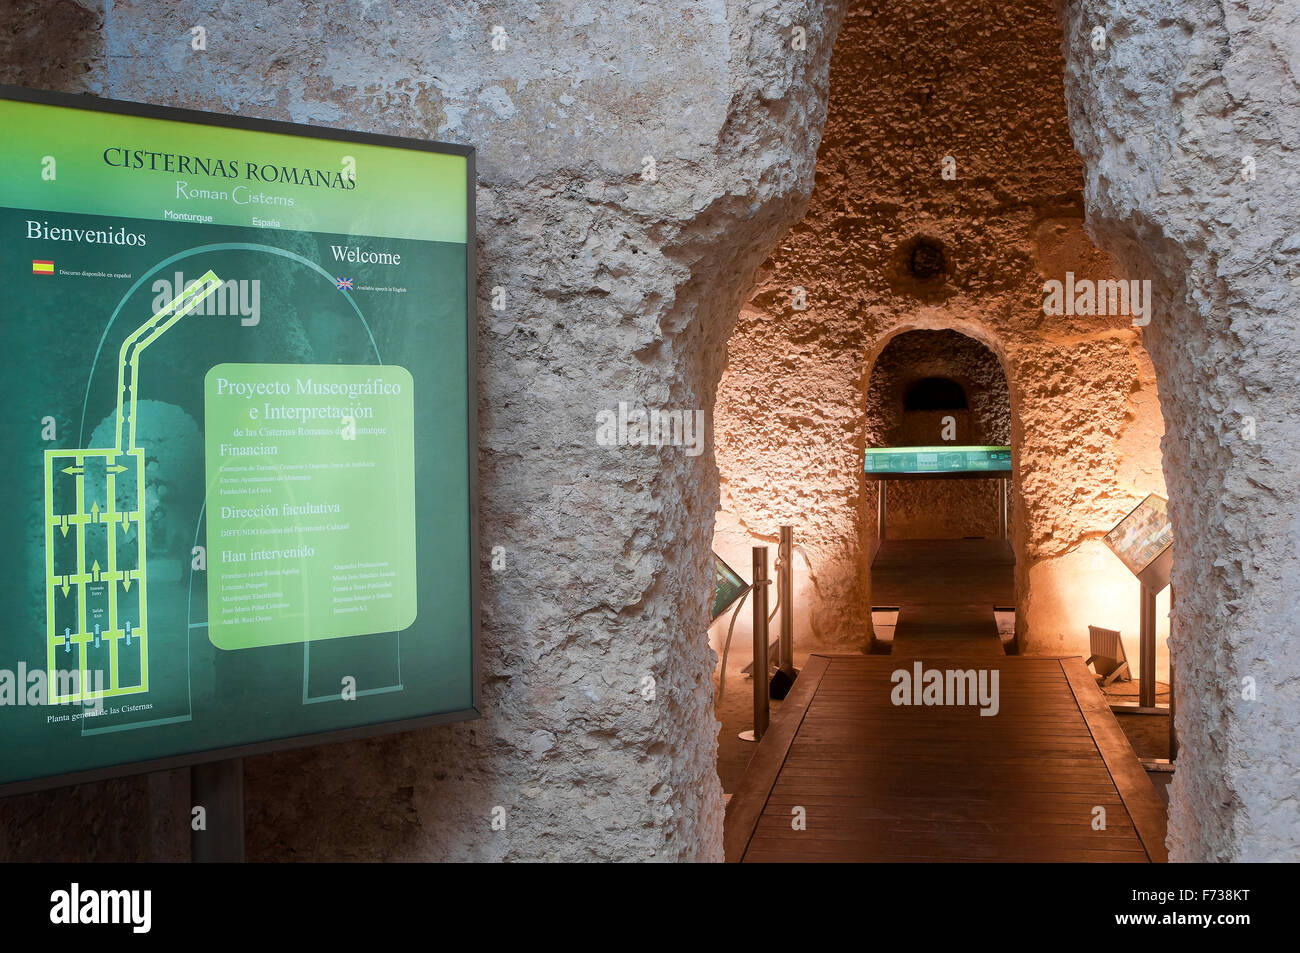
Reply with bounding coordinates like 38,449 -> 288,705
1139,584 -> 1157,709
877,481 -> 887,541
739,546 -> 770,742
1000,477 -> 1009,539
778,526 -> 794,678
191,757 -> 245,862
770,526 -> 799,699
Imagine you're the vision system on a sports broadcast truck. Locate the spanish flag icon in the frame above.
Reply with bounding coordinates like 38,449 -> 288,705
32,260 -> 54,276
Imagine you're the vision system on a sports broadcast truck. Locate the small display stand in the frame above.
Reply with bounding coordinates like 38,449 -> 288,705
1102,494 -> 1173,713
864,446 -> 1012,540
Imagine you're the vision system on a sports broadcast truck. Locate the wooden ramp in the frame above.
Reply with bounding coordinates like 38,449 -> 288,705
871,539 -> 1014,608
724,654 -> 1168,863
872,538 -> 1014,658
892,603 -> 1005,658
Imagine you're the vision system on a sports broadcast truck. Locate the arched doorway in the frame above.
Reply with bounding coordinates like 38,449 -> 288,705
864,329 -> 1010,547
709,0 -> 1175,840
861,328 -> 1015,655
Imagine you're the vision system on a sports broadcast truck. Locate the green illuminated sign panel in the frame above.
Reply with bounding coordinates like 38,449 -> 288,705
863,445 -> 1012,475
0,87 -> 478,795
712,554 -> 749,621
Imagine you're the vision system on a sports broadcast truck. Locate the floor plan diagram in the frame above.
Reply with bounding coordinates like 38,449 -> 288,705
43,271 -> 220,703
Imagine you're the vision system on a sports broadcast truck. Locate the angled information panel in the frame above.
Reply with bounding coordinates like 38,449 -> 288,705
0,87 -> 478,795
863,445 -> 1011,477
712,553 -> 750,621
1103,492 -> 1173,590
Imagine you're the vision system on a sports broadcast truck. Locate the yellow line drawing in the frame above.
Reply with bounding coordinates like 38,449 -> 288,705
43,271 -> 221,703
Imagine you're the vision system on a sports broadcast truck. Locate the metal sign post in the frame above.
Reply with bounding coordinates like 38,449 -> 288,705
877,481 -> 887,541
1000,477 -> 1009,540
191,758 -> 245,863
1139,584 -> 1159,709
739,547 -> 770,743
778,526 -> 796,680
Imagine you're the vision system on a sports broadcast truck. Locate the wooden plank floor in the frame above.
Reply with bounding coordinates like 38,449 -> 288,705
871,539 -> 1014,608
724,654 -> 1168,862
892,602 -> 1005,657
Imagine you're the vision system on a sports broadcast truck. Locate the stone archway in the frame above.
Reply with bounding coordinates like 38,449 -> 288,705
711,0 -> 1187,854
713,0 -> 1299,864
713,0 -> 1171,674
860,325 -> 1014,553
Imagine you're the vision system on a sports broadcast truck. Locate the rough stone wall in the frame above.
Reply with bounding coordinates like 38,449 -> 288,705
713,0 -> 1168,659
0,0 -> 847,861
864,329 -> 1009,542
1056,0 -> 1300,861
2,0 -> 104,92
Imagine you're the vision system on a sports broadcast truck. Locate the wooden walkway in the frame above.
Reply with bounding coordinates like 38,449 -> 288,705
872,538 -> 1014,657
871,539 -> 1014,609
892,603 -> 1005,657
724,654 -> 1168,862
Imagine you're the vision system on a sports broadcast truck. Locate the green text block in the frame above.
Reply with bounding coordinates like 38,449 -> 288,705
204,363 -> 417,649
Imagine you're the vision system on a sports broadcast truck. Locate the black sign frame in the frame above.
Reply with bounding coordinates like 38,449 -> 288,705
0,84 -> 480,798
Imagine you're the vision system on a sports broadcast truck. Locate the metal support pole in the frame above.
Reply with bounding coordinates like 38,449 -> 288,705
1139,584 -> 1157,709
778,526 -> 795,678
191,757 -> 245,863
742,546 -> 770,742
1000,477 -> 1008,540
877,480 -> 887,541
